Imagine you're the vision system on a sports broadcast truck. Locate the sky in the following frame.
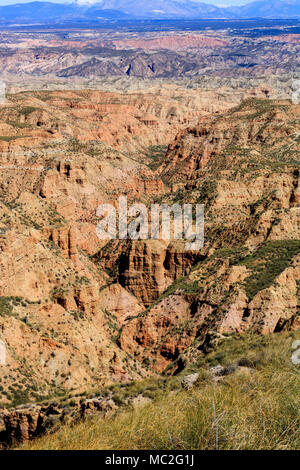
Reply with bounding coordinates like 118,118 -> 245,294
0,0 -> 254,6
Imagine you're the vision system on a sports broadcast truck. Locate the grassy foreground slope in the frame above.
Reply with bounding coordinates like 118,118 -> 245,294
18,332 -> 300,450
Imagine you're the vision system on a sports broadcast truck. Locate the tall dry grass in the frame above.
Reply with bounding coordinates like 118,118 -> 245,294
18,332 -> 300,450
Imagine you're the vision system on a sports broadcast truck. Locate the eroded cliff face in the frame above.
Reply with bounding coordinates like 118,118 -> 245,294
0,192 -> 149,405
0,92 -> 299,407
97,240 -> 198,306
118,241 -> 197,305
0,91 -> 168,405
117,99 -> 300,372
119,249 -> 299,372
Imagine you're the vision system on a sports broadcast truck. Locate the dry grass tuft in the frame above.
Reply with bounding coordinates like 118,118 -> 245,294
18,332 -> 300,450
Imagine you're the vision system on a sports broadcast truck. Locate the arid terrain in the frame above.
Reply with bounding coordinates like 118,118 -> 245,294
0,22 -> 299,90
0,20 -> 299,447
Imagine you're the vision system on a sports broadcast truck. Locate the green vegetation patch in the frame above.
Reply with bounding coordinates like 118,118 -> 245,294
144,145 -> 168,170
238,240 -> 300,300
0,136 -> 29,142
6,121 -> 33,129
0,297 -> 13,316
19,106 -> 40,117
229,98 -> 288,120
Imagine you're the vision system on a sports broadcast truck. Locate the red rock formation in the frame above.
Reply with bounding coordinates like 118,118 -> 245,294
113,34 -> 228,50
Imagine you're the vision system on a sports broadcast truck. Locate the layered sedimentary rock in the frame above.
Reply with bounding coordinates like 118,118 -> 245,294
0,92 -> 299,408
118,99 -> 300,371
1,28 -> 298,81
118,241 -> 199,305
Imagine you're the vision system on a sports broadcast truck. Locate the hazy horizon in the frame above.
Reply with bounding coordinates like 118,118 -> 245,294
0,0 -> 256,7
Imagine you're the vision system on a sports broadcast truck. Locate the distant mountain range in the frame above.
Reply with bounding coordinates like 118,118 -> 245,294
0,0 -> 299,24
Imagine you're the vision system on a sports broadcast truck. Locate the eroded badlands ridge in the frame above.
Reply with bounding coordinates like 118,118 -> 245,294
119,99 -> 300,372
1,28 -> 299,82
0,90 -> 299,415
